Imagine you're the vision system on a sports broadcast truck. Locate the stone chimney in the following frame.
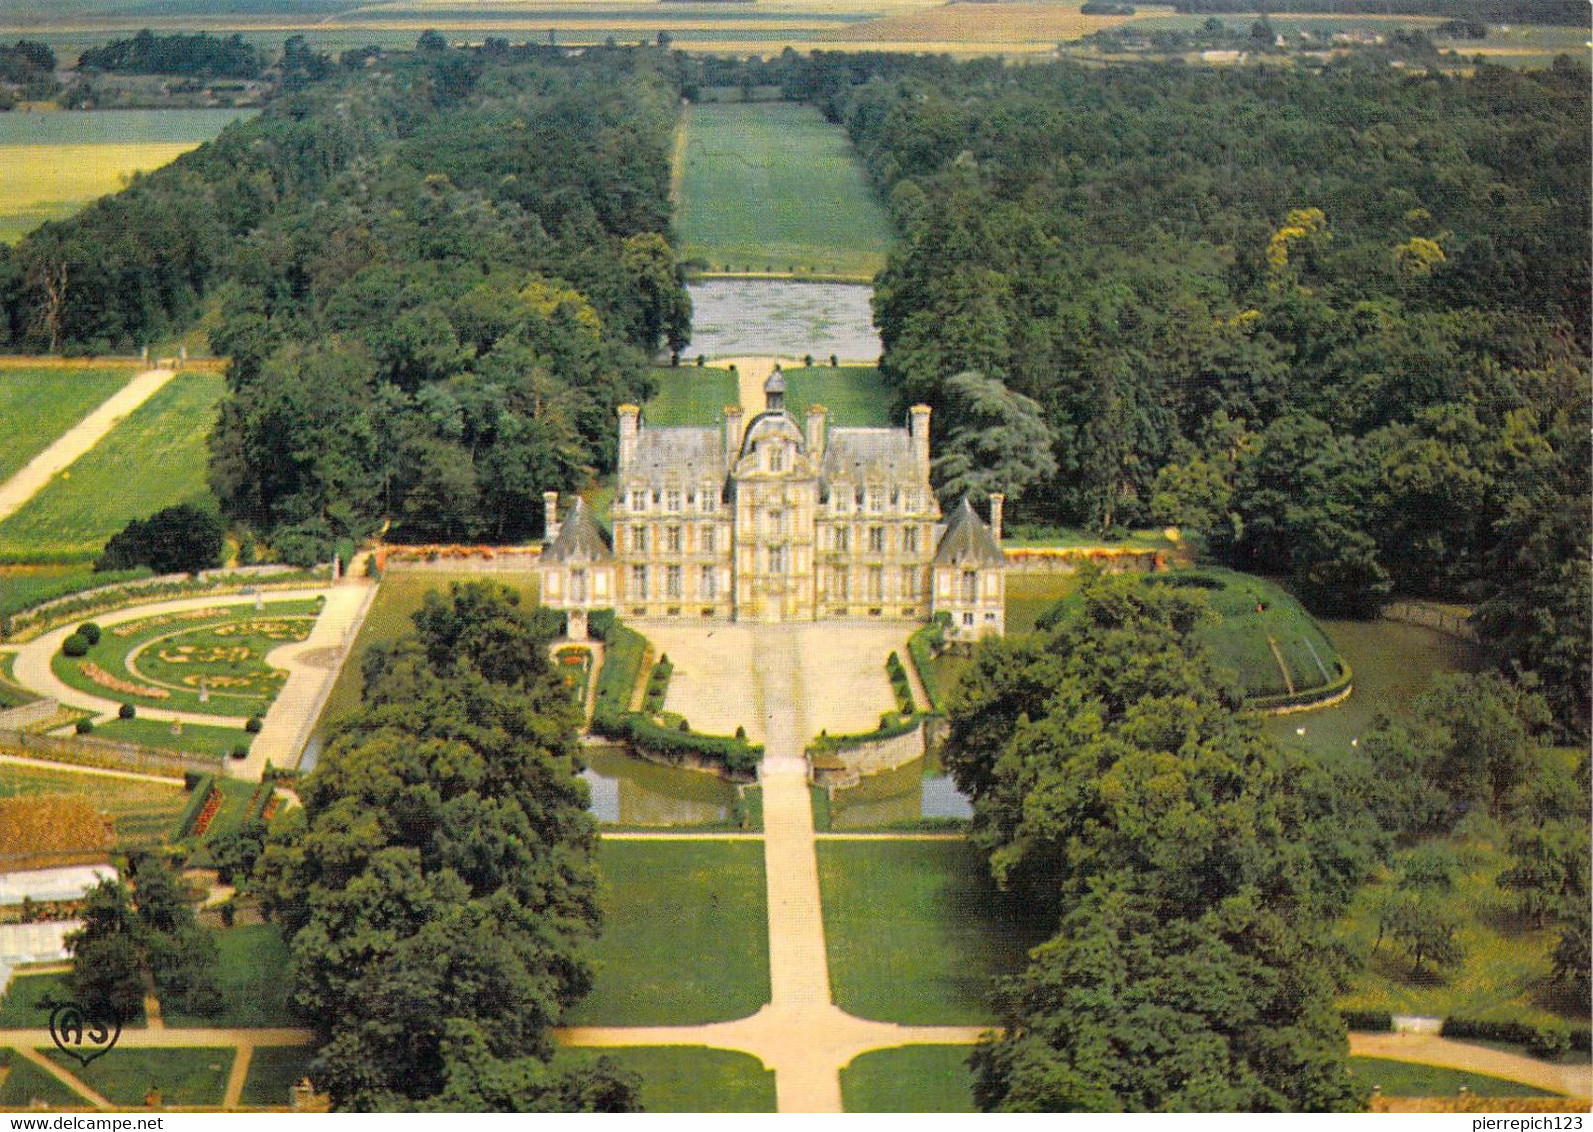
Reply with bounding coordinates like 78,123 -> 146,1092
806,404 -> 827,462
724,404 -> 745,463
988,492 -> 1004,543
617,404 -> 640,469
909,404 -> 932,470
543,491 -> 560,542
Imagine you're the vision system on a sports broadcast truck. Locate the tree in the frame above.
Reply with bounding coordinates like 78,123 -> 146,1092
65,879 -> 146,1023
95,503 -> 227,575
930,370 -> 1057,514
1385,894 -> 1464,977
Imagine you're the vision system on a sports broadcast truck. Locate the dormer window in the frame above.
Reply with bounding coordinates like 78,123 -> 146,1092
630,490 -> 645,511
667,490 -> 681,511
770,444 -> 785,473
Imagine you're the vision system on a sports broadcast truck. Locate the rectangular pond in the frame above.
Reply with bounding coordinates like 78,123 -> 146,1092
685,280 -> 880,363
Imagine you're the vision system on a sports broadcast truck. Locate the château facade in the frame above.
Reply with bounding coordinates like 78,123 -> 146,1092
540,371 -> 1004,640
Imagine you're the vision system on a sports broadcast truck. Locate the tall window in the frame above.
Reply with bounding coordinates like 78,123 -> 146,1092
666,490 -> 681,512
666,525 -> 682,553
769,545 -> 786,574
901,566 -> 917,599
868,526 -> 884,553
769,510 -> 785,536
701,565 -> 717,599
630,490 -> 645,511
702,525 -> 716,554
571,569 -> 587,602
769,444 -> 785,473
869,489 -> 883,513
961,569 -> 978,602
833,565 -> 849,600
632,526 -> 648,554
666,565 -> 682,598
834,526 -> 850,553
632,564 -> 648,598
868,566 -> 883,600
702,490 -> 716,513
903,526 -> 918,554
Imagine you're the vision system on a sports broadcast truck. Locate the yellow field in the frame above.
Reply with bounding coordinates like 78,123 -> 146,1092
0,142 -> 202,243
832,3 -> 1134,43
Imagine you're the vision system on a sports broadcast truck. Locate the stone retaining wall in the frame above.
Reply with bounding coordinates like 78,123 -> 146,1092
810,720 -> 926,789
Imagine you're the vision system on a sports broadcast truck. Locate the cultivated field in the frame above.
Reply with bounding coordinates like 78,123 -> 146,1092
0,364 -> 134,480
0,110 -> 252,243
676,103 -> 891,280
0,762 -> 187,846
0,370 -> 224,563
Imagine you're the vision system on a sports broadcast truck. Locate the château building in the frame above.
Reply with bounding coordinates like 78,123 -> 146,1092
540,371 -> 1005,640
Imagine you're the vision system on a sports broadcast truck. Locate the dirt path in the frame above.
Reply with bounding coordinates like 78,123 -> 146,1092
1350,1032 -> 1591,1099
223,1042 -> 253,1108
718,356 -> 782,417
0,368 -> 175,524
12,1044 -> 110,1107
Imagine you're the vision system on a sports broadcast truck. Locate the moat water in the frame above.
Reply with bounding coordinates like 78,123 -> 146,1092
685,280 -> 880,362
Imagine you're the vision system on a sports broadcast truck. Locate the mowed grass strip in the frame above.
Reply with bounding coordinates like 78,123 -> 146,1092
1348,1057 -> 1558,1099
0,762 -> 187,847
43,1047 -> 233,1106
841,1045 -> 977,1113
90,716 -> 252,760
644,366 -> 739,426
568,840 -> 770,1026
677,103 -> 891,279
818,840 -> 1046,1025
0,1049 -> 87,1107
238,1044 -> 314,1108
0,371 -> 225,562
557,1046 -> 776,1113
779,366 -> 892,427
0,366 -> 135,481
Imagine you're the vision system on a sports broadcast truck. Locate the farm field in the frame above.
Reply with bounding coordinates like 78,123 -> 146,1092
0,371 -> 225,563
566,840 -> 770,1026
0,762 -> 187,846
817,839 -> 1048,1025
0,365 -> 134,481
676,103 -> 891,279
840,1045 -> 976,1112
0,110 -> 253,243
644,366 -> 738,427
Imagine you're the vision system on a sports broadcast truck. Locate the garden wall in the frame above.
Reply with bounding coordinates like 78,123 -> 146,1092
809,720 -> 926,789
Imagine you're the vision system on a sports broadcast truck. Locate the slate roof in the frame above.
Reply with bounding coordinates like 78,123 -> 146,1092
544,496 -> 613,563
820,428 -> 920,485
933,496 -> 1004,567
764,368 -> 786,394
630,426 -> 726,482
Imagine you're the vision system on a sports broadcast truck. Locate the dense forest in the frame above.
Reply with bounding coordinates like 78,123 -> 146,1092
760,50 -> 1591,736
0,41 -> 690,555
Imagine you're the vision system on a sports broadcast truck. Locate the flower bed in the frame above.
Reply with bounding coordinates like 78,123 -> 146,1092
79,661 -> 170,700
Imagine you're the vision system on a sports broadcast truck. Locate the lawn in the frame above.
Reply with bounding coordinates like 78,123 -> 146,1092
0,972 -> 74,1028
238,1044 -> 314,1108
0,366 -> 135,481
644,366 -> 739,426
1348,1057 -> 1557,1099
315,569 -> 541,732
0,763 -> 187,846
163,924 -> 297,1029
0,110 -> 252,243
779,366 -> 893,427
1004,572 -> 1081,635
841,1045 -> 977,1113
0,563 -> 151,621
817,840 -> 1047,1025
51,599 -> 322,717
567,840 -> 770,1026
559,1046 -> 776,1113
0,1049 -> 85,1108
676,102 -> 892,279
90,716 -> 253,760
0,371 -> 226,563
43,1046 -> 233,1106
1335,837 -> 1575,1028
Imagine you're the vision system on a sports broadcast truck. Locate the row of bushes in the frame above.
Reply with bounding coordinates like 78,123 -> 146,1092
907,615 -> 951,713
588,613 -> 761,778
1341,1010 -> 1590,1059
644,654 -> 672,713
807,711 -> 923,757
175,773 -> 218,839
885,651 -> 914,714
3,566 -> 329,641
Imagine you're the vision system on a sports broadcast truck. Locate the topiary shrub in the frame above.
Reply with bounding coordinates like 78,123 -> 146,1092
61,633 -> 90,657
230,745 -> 249,760
75,718 -> 94,735
244,716 -> 263,734
77,622 -> 102,646
118,702 -> 136,720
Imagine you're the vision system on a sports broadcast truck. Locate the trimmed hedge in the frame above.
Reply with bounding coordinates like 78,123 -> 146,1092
175,773 -> 218,838
1441,1016 -> 1585,1060
61,633 -> 90,657
592,619 -> 647,724
609,710 -> 763,778
1341,1010 -> 1393,1033
77,622 -> 102,646
118,703 -> 136,720
885,651 -> 914,714
644,655 -> 673,713
808,712 -> 923,758
907,615 -> 950,713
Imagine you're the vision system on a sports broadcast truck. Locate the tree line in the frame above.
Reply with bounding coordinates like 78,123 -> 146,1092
0,41 -> 691,561
753,50 -> 1590,737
